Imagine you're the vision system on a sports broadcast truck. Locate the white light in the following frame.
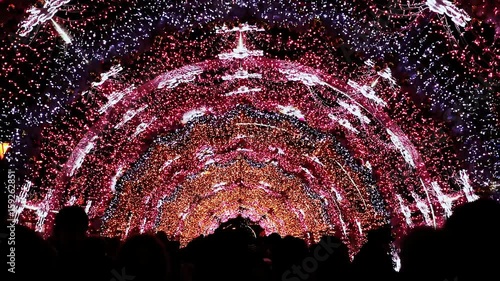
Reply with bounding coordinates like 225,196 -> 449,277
356,220 -> 363,235
339,215 -> 348,236
215,23 -> 265,33
431,181 -> 458,217
92,65 -> 123,87
337,100 -> 371,124
331,186 -> 343,201
85,200 -> 92,214
391,245 -> 401,272
225,86 -> 261,96
50,19 -> 72,44
69,135 -> 98,176
347,80 -> 387,106
204,159 -> 215,166
218,32 -> 264,59
426,0 -> 471,27
397,195 -> 413,226
412,191 -> 432,226
18,0 -> 71,37
365,161 -> 372,170
124,214 -> 133,238
115,105 -> 148,129
182,107 -> 207,124
386,129 -> 415,167
160,156 -> 181,171
329,114 -> 359,133
98,86 -> 135,114
259,181 -> 271,187
308,155 -> 324,166
13,181 -> 32,223
301,166 -> 315,178
278,105 -> 305,120
213,182 -> 227,192
36,190 -> 54,232
180,212 -> 188,220
279,67 -> 323,86
196,147 -> 214,160
222,68 -> 262,80
67,196 -> 76,206
377,68 -> 397,86
364,59 -> 375,68
157,66 -> 202,89
110,166 -> 124,192
457,170 -> 479,202
140,217 -> 147,233
131,117 -> 156,139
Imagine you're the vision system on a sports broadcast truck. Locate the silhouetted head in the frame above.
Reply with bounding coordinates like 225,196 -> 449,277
117,234 -> 168,281
155,231 -> 170,247
367,224 -> 393,244
443,198 -> 500,279
267,232 -> 281,244
53,206 -> 89,244
84,236 -> 107,257
399,226 -> 445,280
14,224 -> 56,280
444,198 -> 500,237
312,236 -> 351,281
319,235 -> 349,259
272,235 -> 308,273
105,236 -> 122,259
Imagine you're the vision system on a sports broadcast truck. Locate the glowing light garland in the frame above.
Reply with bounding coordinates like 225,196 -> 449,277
18,0 -> 72,37
425,0 -> 471,27
3,0 -> 498,256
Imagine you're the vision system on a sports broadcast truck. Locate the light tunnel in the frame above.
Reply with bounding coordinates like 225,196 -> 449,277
16,53 -> 473,250
3,0 -> 498,257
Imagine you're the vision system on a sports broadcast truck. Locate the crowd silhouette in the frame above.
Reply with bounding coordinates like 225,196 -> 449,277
1,197 -> 499,281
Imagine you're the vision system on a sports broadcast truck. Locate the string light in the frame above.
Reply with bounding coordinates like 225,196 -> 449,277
3,0 -> 497,256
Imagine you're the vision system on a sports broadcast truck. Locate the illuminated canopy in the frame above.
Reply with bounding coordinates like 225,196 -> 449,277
2,0 -> 498,255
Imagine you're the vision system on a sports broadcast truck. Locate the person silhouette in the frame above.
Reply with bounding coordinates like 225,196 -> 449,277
116,233 -> 169,281
399,226 -> 446,281
351,225 -> 396,281
52,205 -> 89,252
443,198 -> 500,281
310,235 -> 351,281
51,205 -> 96,281
7,224 -> 56,281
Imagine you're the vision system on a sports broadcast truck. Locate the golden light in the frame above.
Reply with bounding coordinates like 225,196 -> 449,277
0,143 -> 10,160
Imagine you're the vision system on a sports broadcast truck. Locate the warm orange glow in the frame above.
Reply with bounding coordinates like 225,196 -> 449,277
0,143 -> 10,160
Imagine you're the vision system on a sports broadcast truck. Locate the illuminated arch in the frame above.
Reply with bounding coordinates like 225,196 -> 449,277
23,54 -> 468,252
8,1 -> 495,258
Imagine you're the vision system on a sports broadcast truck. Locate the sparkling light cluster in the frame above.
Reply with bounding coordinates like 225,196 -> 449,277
1,0 -> 498,254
